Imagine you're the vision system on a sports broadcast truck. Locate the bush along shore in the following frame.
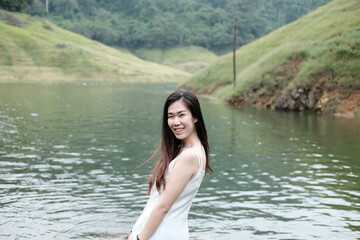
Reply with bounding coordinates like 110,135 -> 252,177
182,0 -> 360,118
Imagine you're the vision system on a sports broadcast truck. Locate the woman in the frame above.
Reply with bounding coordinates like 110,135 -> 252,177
128,90 -> 212,240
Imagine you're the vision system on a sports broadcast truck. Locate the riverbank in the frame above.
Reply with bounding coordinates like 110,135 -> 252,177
181,0 -> 360,118
225,67 -> 360,119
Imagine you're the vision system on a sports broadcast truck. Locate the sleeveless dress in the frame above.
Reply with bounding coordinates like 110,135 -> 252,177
131,149 -> 205,240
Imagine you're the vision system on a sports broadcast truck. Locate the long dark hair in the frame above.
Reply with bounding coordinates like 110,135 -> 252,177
148,90 -> 212,193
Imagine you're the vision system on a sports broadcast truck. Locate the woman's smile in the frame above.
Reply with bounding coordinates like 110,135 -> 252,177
173,127 -> 184,134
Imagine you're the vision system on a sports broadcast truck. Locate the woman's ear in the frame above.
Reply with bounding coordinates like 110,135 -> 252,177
194,118 -> 198,123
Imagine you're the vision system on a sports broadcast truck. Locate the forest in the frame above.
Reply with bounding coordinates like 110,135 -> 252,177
1,0 -> 331,53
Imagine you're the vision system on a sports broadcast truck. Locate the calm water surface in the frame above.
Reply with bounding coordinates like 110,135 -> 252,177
0,83 -> 359,240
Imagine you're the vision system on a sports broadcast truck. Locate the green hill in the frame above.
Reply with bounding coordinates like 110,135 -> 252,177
0,10 -> 190,83
135,46 -> 218,73
182,0 -> 360,118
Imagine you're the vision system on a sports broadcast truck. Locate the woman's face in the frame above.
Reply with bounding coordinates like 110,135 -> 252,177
167,100 -> 197,141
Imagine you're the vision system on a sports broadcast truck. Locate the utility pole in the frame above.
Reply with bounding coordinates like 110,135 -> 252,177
46,0 -> 49,14
233,16 -> 238,88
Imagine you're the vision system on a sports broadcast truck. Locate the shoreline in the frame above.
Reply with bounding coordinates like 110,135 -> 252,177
225,89 -> 360,119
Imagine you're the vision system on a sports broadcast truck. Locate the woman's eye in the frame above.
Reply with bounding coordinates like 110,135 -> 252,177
168,115 -> 174,119
180,114 -> 185,117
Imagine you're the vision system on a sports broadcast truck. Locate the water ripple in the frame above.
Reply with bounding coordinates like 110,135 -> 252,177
1,83 -> 359,239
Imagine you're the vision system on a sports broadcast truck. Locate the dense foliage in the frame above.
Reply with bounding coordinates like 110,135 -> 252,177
0,0 -> 34,12
27,0 -> 331,51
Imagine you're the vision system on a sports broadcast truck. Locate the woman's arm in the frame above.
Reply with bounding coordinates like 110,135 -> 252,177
137,150 -> 198,240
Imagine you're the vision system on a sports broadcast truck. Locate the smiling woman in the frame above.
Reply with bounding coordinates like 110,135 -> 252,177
167,101 -> 198,140
128,90 -> 213,240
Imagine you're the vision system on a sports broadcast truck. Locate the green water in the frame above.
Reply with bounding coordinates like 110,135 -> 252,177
0,83 -> 359,239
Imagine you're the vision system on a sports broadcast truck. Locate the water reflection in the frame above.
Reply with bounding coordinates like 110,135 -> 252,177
0,83 -> 359,239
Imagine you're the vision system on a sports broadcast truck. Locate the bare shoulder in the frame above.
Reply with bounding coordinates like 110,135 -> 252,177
175,149 -> 199,167
172,149 -> 201,180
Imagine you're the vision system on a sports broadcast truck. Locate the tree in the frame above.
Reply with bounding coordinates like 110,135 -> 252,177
26,0 -> 332,51
50,0 -> 79,18
210,23 -> 232,49
0,0 -> 34,12
28,0 -> 46,16
77,0 -> 95,16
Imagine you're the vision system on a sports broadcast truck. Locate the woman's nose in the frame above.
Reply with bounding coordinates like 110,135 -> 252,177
174,116 -> 181,125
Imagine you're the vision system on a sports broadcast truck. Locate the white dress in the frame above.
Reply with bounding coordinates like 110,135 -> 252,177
131,149 -> 205,240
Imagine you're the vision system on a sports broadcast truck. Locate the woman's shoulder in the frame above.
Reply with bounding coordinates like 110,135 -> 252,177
176,148 -> 197,161
176,148 -> 201,165
180,148 -> 201,157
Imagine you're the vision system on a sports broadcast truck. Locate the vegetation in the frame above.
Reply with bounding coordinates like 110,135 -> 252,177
135,46 -> 218,73
23,0 -> 330,53
182,0 -> 360,115
0,10 -> 189,82
0,0 -> 33,12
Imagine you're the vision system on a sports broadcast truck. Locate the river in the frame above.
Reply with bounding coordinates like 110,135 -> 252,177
0,83 -> 359,239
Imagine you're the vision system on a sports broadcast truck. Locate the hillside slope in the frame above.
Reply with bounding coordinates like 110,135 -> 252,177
135,46 -> 218,73
0,10 -> 189,83
182,0 -> 360,118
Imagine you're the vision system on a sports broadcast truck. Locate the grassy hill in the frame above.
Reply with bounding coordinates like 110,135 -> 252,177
134,46 -> 218,74
0,10 -> 190,83
182,0 -> 360,117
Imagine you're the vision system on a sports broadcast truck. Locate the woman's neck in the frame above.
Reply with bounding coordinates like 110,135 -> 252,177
181,132 -> 200,150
